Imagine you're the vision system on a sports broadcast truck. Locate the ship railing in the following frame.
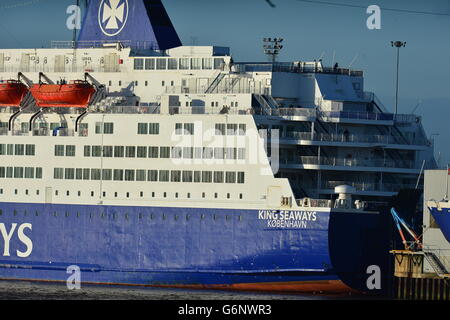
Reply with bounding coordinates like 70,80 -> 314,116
291,156 -> 415,169
282,131 -> 427,146
297,198 -> 333,208
165,85 -> 267,95
168,106 -> 248,115
0,65 -> 127,73
90,105 -> 161,114
233,62 -> 363,77
322,181 -> 421,192
51,40 -> 158,50
270,108 -> 317,118
320,110 -> 395,121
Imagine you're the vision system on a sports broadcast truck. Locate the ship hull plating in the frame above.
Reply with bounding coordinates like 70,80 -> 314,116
429,207 -> 450,243
0,202 -> 386,293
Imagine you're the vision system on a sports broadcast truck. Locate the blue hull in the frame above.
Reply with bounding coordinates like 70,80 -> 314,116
429,207 -> 450,242
0,202 -> 388,293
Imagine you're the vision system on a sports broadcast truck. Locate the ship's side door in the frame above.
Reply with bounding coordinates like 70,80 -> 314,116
45,187 -> 52,204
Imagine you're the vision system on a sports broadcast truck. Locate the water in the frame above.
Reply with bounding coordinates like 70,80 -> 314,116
0,280 -> 357,300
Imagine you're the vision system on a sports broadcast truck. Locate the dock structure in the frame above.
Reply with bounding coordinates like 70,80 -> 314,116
392,250 -> 450,300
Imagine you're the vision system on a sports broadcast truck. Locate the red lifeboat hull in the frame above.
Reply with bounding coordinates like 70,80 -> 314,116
30,81 -> 95,108
0,80 -> 28,107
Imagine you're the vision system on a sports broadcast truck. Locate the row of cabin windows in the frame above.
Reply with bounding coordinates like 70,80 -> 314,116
0,188 -> 243,201
53,191 -> 243,200
215,123 -> 246,136
0,167 -> 43,179
0,144 -> 35,156
133,57 -> 225,71
0,208 -> 245,221
83,145 -> 246,160
53,168 -> 245,184
137,123 -> 160,135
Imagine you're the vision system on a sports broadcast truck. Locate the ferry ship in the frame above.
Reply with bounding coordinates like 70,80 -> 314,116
0,0 -> 436,293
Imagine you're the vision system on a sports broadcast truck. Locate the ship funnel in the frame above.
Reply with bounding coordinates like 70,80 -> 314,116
334,185 -> 356,209
78,0 -> 182,50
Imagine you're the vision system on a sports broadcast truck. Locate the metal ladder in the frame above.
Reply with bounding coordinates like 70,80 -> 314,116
423,249 -> 450,278
205,72 -> 225,93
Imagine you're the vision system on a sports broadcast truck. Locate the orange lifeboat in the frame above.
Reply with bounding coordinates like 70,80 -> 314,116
30,80 -> 95,108
0,80 -> 29,107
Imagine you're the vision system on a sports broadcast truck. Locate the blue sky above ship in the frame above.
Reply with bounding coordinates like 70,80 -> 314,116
0,0 -> 449,164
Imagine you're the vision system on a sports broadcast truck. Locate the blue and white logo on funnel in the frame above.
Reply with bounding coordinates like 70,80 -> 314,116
98,0 -> 129,37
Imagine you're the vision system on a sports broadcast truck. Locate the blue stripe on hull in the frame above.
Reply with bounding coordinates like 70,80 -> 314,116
0,202 -> 341,291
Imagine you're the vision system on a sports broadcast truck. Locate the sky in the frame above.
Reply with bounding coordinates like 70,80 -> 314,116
0,0 -> 449,165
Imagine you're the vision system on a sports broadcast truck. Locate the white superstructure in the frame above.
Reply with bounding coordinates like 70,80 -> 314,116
0,39 -> 437,211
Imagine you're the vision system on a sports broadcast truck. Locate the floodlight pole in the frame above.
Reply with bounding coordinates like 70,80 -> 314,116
391,41 -> 406,119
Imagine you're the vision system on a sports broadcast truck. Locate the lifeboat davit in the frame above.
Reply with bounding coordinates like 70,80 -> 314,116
0,80 -> 29,107
30,80 -> 95,108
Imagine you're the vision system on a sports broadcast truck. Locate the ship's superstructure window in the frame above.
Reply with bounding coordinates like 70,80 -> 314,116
137,147 -> 147,158
179,58 -> 189,70
54,168 -> 64,179
160,147 -> 170,158
114,146 -> 124,157
126,146 -> 136,158
159,170 -> 169,182
156,59 -> 167,70
168,58 -> 177,70
84,146 -> 91,157
114,169 -> 123,181
95,122 -> 114,134
66,145 -> 76,157
137,123 -> 148,134
214,58 -> 225,69
148,170 -> 158,181
191,58 -> 202,70
145,58 -> 155,70
55,145 -> 65,156
149,147 -> 159,158
92,146 -> 102,157
175,123 -> 194,135
134,58 -> 144,70
25,144 -> 35,155
15,144 -> 24,155
103,146 -> 113,157
203,58 -> 212,69
138,123 -> 159,135
103,169 -> 112,180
